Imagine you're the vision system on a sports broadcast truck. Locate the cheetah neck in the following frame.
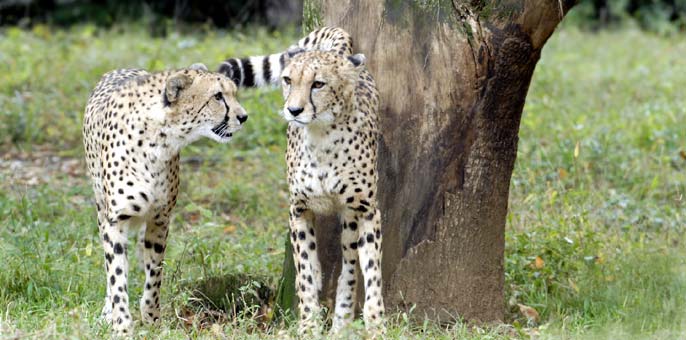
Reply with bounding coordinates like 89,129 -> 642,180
301,106 -> 366,158
125,102 -> 187,164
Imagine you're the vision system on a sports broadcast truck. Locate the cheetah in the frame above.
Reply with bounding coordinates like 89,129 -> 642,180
82,64 -> 247,335
218,28 -> 385,335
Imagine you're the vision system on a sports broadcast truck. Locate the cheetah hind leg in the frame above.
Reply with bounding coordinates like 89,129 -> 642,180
139,215 -> 170,324
357,209 -> 385,336
97,211 -> 113,324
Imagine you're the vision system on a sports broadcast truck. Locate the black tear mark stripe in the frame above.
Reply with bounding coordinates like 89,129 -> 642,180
309,72 -> 318,115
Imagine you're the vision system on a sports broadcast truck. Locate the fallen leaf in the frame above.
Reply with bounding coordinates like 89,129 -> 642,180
223,225 -> 237,234
534,256 -> 545,269
680,150 -> 686,160
187,211 -> 201,224
558,168 -> 568,180
517,303 -> 539,324
574,141 -> 580,158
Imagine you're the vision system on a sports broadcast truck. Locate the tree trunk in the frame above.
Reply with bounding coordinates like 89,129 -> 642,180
278,0 -> 575,323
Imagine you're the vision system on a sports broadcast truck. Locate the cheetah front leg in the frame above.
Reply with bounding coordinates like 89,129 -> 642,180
101,215 -> 134,335
96,208 -> 113,323
357,208 -> 385,335
139,213 -> 170,324
288,207 -> 322,335
331,212 -> 360,333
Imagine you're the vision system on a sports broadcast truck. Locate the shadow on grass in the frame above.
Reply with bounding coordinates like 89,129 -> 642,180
181,273 -> 273,329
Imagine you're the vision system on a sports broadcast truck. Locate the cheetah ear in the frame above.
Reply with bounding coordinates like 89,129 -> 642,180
188,63 -> 208,72
348,53 -> 366,68
164,72 -> 193,105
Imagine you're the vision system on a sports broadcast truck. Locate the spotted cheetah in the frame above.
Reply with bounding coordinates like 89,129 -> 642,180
83,64 -> 247,335
218,28 -> 385,335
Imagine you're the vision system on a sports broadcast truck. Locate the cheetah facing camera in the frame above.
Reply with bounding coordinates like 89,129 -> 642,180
217,26 -> 385,336
281,50 -> 385,335
83,64 -> 247,335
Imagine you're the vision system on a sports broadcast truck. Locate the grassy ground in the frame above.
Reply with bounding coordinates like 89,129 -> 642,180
0,23 -> 684,339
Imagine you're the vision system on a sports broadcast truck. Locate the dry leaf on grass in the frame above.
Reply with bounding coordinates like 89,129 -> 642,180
517,303 -> 540,324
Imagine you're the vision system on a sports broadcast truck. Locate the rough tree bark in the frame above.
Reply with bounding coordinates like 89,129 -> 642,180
278,0 -> 575,323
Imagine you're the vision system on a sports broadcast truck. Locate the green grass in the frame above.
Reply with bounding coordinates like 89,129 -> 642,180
1,24 -> 685,339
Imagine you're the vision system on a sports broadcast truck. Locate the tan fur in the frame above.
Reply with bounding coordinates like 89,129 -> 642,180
280,51 -> 385,336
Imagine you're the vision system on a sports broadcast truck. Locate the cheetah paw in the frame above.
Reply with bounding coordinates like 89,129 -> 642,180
100,302 -> 113,324
112,315 -> 133,336
140,308 -> 161,324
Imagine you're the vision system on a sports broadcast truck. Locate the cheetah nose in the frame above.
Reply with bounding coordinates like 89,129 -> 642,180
237,114 -> 248,124
288,106 -> 304,116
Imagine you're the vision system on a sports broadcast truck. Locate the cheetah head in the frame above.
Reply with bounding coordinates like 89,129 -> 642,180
280,51 -> 365,128
163,67 -> 247,144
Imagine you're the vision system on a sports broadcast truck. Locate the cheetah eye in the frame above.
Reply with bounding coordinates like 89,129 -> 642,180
214,92 -> 223,101
283,77 -> 291,86
312,81 -> 325,89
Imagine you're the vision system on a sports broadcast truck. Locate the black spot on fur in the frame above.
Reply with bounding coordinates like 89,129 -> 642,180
113,243 -> 124,254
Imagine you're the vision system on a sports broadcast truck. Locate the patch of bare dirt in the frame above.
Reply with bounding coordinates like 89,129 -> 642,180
0,145 -> 87,190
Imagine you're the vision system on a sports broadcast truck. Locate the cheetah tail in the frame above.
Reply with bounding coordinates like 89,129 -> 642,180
218,27 -> 354,89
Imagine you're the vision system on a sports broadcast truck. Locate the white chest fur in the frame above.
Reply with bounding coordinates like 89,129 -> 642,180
290,125 -> 349,215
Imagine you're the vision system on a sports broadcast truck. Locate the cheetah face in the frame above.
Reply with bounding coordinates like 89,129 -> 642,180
280,51 -> 365,127
164,70 -> 247,144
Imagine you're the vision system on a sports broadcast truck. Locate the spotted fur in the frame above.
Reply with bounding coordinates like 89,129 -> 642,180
283,50 -> 384,335
83,65 -> 247,335
218,27 -> 384,336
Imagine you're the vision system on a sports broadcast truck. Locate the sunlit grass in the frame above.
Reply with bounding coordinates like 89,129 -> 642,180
507,27 -> 686,338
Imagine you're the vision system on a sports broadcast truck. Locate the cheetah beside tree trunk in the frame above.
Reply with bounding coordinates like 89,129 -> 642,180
280,50 -> 385,336
83,63 -> 247,335
218,27 -> 385,336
